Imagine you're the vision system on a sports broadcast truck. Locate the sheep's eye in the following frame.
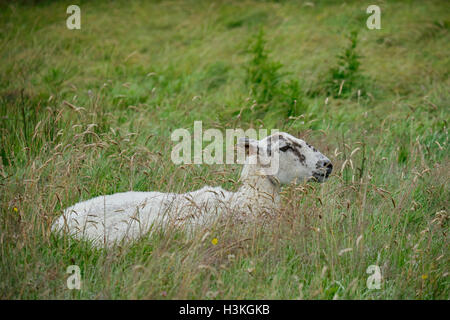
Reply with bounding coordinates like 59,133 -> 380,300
279,145 -> 291,152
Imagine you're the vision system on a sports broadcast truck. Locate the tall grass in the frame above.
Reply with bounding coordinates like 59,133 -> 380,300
0,0 -> 448,299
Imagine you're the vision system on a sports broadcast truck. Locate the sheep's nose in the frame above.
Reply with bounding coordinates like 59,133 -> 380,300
324,161 -> 333,177
318,160 -> 333,177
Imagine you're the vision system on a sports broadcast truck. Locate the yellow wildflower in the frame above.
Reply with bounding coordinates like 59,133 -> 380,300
211,238 -> 218,245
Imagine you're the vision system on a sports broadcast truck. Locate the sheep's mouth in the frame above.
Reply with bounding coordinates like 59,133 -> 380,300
309,172 -> 328,183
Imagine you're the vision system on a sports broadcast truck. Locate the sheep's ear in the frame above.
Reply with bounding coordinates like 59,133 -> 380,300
237,137 -> 258,154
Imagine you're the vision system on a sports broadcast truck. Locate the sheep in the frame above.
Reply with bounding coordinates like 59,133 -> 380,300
51,132 -> 332,246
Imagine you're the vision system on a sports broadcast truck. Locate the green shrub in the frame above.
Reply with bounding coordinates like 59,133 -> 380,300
245,29 -> 307,119
323,31 -> 367,99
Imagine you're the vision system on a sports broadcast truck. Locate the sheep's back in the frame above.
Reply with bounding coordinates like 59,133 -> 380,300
51,187 -> 233,246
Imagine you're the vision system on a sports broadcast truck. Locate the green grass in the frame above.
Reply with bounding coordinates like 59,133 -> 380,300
0,0 -> 448,299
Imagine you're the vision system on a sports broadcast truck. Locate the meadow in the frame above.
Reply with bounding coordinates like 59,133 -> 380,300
0,0 -> 448,299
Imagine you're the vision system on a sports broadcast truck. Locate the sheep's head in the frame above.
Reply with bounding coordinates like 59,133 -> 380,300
238,132 -> 332,184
